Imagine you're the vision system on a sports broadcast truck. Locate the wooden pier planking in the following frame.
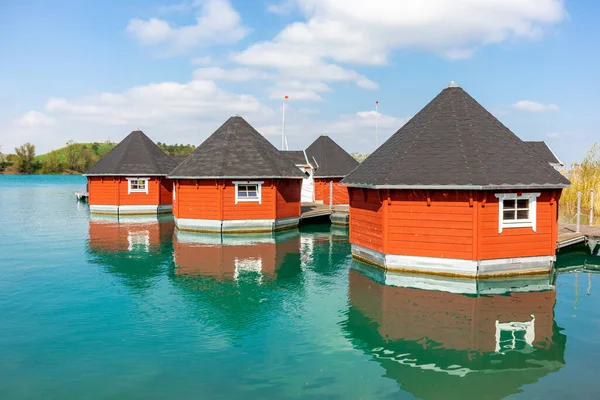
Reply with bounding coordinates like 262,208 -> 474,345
301,203 -> 349,223
557,223 -> 600,249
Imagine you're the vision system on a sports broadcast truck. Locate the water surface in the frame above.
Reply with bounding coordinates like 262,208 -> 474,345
1,175 -> 599,399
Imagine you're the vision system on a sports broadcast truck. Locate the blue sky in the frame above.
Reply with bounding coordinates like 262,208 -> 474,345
0,0 -> 597,164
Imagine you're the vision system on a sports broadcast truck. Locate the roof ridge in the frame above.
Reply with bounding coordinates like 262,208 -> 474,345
139,132 -> 162,174
113,133 -> 133,174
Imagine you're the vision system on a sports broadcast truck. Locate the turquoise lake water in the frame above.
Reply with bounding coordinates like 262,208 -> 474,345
1,175 -> 600,399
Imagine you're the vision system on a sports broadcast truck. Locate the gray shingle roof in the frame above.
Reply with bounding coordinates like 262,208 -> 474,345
306,135 -> 359,178
281,150 -> 309,166
342,85 -> 570,189
169,116 -> 304,179
84,130 -> 179,176
526,141 -> 563,166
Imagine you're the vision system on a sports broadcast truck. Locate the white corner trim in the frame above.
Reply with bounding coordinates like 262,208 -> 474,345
126,177 -> 150,195
495,192 -> 541,233
233,181 -> 264,205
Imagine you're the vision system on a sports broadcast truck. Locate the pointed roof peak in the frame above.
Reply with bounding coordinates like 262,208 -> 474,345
342,86 -> 569,189
169,117 -> 303,179
85,129 -> 178,176
447,80 -> 460,88
306,135 -> 359,178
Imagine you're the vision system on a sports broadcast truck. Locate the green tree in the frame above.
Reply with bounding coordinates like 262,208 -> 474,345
65,144 -> 79,170
14,142 -> 37,173
351,152 -> 370,163
76,147 -> 93,172
43,151 -> 63,173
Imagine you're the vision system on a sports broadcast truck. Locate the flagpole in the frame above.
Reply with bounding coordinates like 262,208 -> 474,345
375,100 -> 379,148
282,95 -> 288,150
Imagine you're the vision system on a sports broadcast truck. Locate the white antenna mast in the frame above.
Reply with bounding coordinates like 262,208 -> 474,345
282,95 -> 289,150
375,100 -> 379,148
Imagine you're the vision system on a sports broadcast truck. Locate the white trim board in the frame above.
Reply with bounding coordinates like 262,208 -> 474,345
351,244 -> 554,278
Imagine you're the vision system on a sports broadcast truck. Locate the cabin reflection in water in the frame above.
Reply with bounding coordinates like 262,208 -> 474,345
87,214 -> 175,291
345,262 -> 566,400
173,229 -> 302,281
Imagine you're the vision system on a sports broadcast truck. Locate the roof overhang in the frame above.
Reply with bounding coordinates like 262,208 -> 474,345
341,183 -> 570,190
314,175 -> 346,179
83,173 -> 167,177
167,175 -> 304,180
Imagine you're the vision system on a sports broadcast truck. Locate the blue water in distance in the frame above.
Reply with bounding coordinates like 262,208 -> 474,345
1,175 -> 600,399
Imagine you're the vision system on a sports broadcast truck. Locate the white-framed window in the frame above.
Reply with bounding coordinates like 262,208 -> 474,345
233,181 -> 263,204
127,177 -> 149,194
494,192 -> 540,233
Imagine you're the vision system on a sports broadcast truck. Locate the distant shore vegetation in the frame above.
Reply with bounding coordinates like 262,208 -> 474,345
0,141 -> 196,174
560,142 -> 600,223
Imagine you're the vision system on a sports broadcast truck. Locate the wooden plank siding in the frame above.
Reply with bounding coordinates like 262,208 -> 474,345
387,190 -> 474,260
174,179 -> 221,220
314,178 -> 350,205
477,190 -> 560,260
174,179 -> 302,221
158,178 -> 174,205
348,188 -> 384,253
349,188 -> 561,261
276,180 -> 302,219
88,176 -> 166,206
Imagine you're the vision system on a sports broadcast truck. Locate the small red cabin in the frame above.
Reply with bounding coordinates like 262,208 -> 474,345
341,82 -> 570,277
306,135 -> 359,205
84,130 -> 179,215
168,116 -> 304,233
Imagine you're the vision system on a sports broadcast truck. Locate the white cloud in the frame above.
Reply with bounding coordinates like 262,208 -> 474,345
17,111 -> 55,127
126,0 -> 248,51
513,100 -> 559,112
193,67 -> 270,82
267,1 -> 296,15
257,0 -> 566,64
268,80 -> 332,101
546,132 -> 561,138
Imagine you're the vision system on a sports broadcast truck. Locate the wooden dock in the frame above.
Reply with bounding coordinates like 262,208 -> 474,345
557,223 -> 600,249
300,203 -> 349,225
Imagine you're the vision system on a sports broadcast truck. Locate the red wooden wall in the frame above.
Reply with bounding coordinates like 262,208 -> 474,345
173,179 -> 301,221
348,188 -> 560,261
314,178 -> 350,205
87,176 -> 173,206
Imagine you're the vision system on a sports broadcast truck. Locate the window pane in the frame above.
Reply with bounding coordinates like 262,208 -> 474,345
239,191 -> 247,197
503,199 -> 515,209
517,210 -> 529,219
247,191 -> 257,197
503,210 -> 515,220
517,199 -> 529,209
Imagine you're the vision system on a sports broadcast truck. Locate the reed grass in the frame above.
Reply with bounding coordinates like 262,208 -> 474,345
560,142 -> 600,224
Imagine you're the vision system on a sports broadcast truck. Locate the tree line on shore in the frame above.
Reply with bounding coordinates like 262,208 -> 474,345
0,141 -> 197,174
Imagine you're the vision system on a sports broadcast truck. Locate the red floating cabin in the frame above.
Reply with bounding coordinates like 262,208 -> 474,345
84,130 -> 179,215
168,116 -> 304,233
305,135 -> 359,205
341,82 -> 570,277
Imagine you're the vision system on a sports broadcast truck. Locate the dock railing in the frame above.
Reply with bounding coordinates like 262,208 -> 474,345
572,189 -> 596,232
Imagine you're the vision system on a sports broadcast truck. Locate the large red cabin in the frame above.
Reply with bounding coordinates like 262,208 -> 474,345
341,82 -> 570,277
168,116 -> 304,233
84,130 -> 179,215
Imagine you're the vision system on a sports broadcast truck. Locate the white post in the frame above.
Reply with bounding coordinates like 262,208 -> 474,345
576,191 -> 581,233
590,189 -> 595,226
375,100 -> 379,149
281,96 -> 286,150
329,180 -> 333,210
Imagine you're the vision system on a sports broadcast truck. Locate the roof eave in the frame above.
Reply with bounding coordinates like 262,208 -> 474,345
167,175 -> 304,179
340,183 -> 570,190
83,173 -> 168,177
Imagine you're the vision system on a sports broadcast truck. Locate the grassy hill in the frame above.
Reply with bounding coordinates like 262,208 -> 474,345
36,142 -> 116,164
